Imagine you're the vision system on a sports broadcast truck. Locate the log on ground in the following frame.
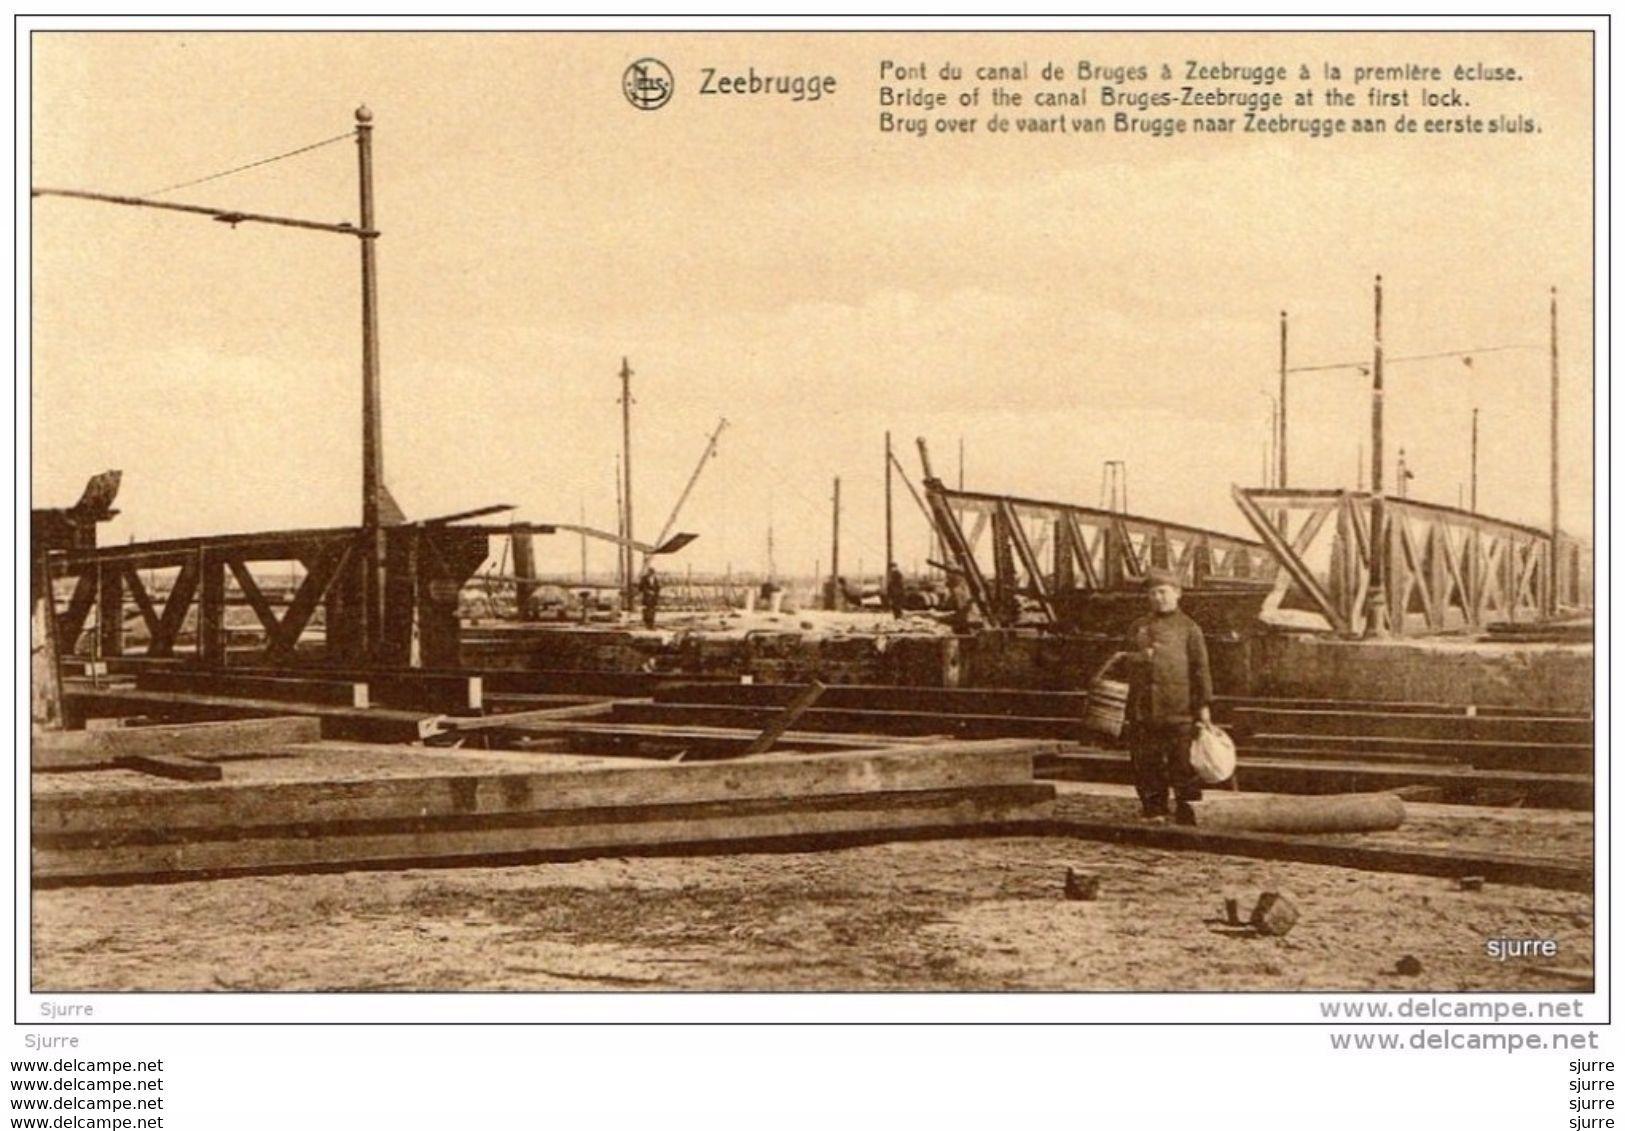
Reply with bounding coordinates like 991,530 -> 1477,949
1190,792 -> 1406,833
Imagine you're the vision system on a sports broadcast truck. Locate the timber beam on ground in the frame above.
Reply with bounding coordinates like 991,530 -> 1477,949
61,686 -> 440,743
610,701 -> 1084,740
1239,733 -> 1591,775
108,660 -> 674,711
31,738 -> 1057,835
31,716 -> 322,772
133,670 -> 371,708
1044,818 -> 1590,892
432,700 -> 628,733
94,657 -> 702,701
1213,695 -> 1590,721
34,785 -> 1059,886
1035,750 -> 1591,810
29,740 -> 1058,885
653,681 -> 1089,718
1226,706 -> 1593,745
481,692 -> 620,711
484,719 -> 941,758
129,668 -> 484,714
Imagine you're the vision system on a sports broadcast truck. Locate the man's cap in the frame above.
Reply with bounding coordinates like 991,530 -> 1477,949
1142,566 -> 1181,590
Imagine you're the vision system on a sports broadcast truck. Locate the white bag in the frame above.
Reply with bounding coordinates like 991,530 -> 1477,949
1190,722 -> 1237,784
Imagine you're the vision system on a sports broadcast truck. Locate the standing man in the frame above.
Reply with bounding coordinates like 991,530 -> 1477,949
1123,566 -> 1212,824
885,562 -> 907,618
637,564 -> 661,629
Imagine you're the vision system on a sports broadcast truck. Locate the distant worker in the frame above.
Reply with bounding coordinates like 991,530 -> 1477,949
1122,566 -> 1212,825
886,562 -> 907,618
638,564 -> 661,629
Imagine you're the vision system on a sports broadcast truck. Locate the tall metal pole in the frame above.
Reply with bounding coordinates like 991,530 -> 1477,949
619,357 -> 635,615
884,431 -> 894,571
614,452 -> 625,601
829,477 -> 842,610
1269,399 -> 1279,486
1365,275 -> 1389,637
955,436 -> 964,576
354,106 -> 389,657
1278,309 -> 1289,487
1371,277 -> 1384,496
1470,407 -> 1479,513
1549,286 -> 1560,614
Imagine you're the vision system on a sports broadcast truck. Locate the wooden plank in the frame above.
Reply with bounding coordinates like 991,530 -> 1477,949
474,669 -> 672,697
482,693 -> 616,713
363,673 -> 481,713
1036,750 -> 1590,809
135,670 -> 368,708
653,681 -> 1088,718
61,687 -> 436,744
1229,745 -> 1463,768
1047,817 -> 1590,892
613,701 -> 1082,740
442,700 -> 625,731
110,754 -> 224,783
31,716 -> 321,771
487,719 -> 928,753
113,660 -> 658,704
32,783 -> 1057,883
33,741 -> 1051,835
1243,733 -> 1591,774
1230,707 -> 1592,745
744,681 -> 827,755
1214,695 -> 1590,720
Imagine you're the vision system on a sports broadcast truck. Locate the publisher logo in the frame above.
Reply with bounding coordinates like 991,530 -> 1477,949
624,58 -> 674,110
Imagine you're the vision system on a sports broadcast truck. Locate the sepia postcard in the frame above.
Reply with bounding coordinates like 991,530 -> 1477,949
21,23 -> 1600,1030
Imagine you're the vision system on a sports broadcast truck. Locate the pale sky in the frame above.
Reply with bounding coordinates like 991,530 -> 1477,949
29,30 -> 1595,579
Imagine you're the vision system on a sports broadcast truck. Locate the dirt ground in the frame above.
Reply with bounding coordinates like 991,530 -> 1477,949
32,787 -> 1592,993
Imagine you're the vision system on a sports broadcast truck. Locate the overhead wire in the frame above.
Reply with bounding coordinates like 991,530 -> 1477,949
725,431 -> 895,570
140,129 -> 355,199
1286,343 -> 1542,374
